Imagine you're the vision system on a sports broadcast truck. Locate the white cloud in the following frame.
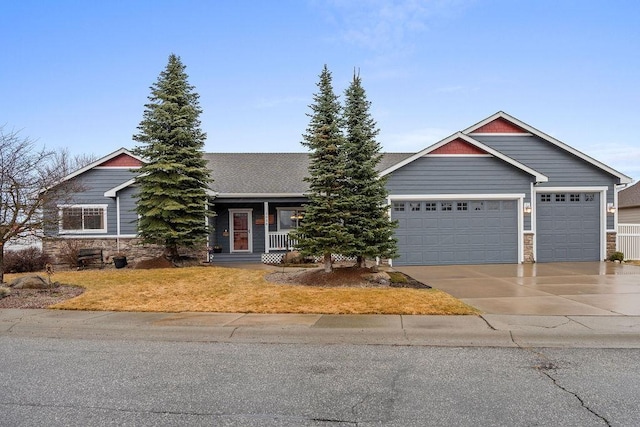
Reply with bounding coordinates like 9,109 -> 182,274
318,0 -> 449,52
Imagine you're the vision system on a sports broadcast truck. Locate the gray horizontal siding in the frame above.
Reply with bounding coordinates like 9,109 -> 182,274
52,169 -> 139,236
386,156 -> 534,195
473,135 -> 620,229
386,156 -> 534,230
119,186 -> 139,235
474,135 -> 618,190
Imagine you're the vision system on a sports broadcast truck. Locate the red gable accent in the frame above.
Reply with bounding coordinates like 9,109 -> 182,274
430,138 -> 488,155
473,117 -> 527,133
99,153 -> 143,167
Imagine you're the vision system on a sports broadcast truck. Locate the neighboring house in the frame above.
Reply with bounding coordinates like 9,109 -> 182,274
43,111 -> 632,266
617,182 -> 640,260
618,181 -> 640,223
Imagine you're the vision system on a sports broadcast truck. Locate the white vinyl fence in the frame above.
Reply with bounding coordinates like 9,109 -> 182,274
617,224 -> 640,260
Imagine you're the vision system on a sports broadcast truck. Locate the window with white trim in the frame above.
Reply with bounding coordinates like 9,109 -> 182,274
277,208 -> 304,231
59,205 -> 107,233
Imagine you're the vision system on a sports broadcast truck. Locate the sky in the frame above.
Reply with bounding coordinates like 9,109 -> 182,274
2,0 -> 639,181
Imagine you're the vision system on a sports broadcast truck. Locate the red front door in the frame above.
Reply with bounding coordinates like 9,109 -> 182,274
231,210 -> 252,252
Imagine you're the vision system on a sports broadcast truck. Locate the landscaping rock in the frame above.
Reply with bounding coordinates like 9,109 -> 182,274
9,275 -> 52,289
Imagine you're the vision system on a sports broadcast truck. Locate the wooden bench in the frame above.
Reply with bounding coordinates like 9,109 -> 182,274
77,248 -> 104,269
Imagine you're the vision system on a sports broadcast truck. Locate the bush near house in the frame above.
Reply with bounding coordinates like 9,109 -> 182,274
3,247 -> 51,274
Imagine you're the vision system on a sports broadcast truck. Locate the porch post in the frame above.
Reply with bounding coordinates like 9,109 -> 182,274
264,201 -> 270,253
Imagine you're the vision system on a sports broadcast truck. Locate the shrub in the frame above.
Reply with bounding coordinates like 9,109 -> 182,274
609,251 -> 624,262
3,247 -> 51,273
0,287 -> 11,298
58,239 -> 82,268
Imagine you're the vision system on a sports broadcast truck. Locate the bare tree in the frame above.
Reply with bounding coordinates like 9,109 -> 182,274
0,127 -> 83,283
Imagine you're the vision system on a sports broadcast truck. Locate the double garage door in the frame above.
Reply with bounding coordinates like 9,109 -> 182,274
392,199 -> 518,266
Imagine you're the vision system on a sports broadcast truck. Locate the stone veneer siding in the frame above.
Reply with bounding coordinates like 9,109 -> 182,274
523,232 -> 534,263
43,237 -> 207,269
606,232 -> 617,259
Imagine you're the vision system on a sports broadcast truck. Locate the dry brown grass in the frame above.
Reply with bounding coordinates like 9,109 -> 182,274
6,266 -> 478,315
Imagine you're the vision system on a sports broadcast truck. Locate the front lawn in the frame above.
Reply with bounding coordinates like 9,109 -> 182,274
7,266 -> 478,315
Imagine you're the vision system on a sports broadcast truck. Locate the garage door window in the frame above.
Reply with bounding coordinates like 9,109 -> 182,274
555,194 -> 566,202
393,202 -> 405,212
585,193 -> 595,202
540,194 -> 551,202
425,202 -> 437,211
471,201 -> 484,211
441,202 -> 452,211
570,194 -> 580,202
409,202 -> 421,211
456,202 -> 468,211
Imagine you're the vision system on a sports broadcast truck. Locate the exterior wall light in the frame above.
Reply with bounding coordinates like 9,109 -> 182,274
607,203 -> 616,214
523,202 -> 532,214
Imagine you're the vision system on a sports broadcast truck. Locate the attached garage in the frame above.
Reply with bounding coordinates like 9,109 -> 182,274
392,199 -> 519,266
536,192 -> 601,262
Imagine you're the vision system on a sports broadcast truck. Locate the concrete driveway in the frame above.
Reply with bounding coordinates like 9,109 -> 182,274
396,262 -> 640,316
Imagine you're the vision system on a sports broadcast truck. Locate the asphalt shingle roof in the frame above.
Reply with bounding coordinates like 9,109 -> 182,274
204,152 -> 413,195
619,181 -> 640,208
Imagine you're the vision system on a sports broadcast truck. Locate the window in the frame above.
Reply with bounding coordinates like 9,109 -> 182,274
555,194 -> 566,202
457,202 -> 468,211
277,208 -> 304,231
425,202 -> 437,211
585,193 -> 595,202
540,194 -> 551,202
59,205 -> 107,233
471,201 -> 484,211
409,202 -> 421,212
569,194 -> 581,202
393,202 -> 405,212
487,201 -> 500,210
441,202 -> 452,211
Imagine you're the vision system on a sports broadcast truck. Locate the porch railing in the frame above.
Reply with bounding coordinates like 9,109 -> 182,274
268,232 -> 298,251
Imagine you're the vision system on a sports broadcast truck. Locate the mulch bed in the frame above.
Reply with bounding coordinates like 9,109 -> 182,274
0,285 -> 85,309
265,266 -> 430,289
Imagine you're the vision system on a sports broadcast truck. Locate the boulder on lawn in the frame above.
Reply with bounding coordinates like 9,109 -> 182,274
9,275 -> 51,289
282,251 -> 303,264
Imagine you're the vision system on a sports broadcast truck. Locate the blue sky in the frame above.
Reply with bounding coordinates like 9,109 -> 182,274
2,0 -> 639,180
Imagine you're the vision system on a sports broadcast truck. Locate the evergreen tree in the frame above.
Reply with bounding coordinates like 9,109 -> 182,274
132,54 -> 211,259
294,65 -> 354,273
341,71 -> 398,267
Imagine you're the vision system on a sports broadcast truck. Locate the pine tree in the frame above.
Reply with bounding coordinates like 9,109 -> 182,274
342,71 -> 398,268
294,65 -> 355,273
132,54 -> 211,259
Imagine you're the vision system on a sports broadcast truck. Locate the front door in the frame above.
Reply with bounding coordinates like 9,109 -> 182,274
230,210 -> 252,253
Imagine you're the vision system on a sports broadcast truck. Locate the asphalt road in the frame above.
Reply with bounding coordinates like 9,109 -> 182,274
1,336 -> 638,426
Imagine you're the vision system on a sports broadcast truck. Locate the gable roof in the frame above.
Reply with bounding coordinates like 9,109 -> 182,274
464,111 -> 633,184
619,181 -> 640,208
379,132 -> 549,182
57,147 -> 143,185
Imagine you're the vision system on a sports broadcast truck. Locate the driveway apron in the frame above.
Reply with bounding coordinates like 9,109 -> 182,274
395,262 -> 640,316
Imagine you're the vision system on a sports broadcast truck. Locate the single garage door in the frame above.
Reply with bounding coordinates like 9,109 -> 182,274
536,192 -> 600,262
392,200 -> 518,266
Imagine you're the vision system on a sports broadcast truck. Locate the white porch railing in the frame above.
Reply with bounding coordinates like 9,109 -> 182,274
268,232 -> 298,251
617,224 -> 640,260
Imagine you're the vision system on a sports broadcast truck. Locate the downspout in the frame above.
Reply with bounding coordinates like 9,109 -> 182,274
116,195 -> 121,252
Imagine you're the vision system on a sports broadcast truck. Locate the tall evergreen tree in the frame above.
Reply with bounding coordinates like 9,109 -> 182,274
294,65 -> 354,273
342,71 -> 398,267
132,54 -> 211,259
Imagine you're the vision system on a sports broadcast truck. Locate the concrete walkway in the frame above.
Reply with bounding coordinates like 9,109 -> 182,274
2,308 -> 640,349
396,262 -> 640,316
